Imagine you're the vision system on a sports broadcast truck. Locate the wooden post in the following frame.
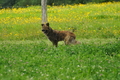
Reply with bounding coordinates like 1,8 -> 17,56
41,0 -> 48,23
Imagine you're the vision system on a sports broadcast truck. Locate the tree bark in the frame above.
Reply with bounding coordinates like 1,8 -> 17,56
41,0 -> 48,23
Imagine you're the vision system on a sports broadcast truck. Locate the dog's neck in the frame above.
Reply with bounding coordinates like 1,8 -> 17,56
46,27 -> 53,36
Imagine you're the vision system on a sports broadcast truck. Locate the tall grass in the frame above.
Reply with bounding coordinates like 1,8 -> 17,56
0,2 -> 120,40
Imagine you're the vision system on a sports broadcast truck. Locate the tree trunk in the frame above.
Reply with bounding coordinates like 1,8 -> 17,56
41,0 -> 48,23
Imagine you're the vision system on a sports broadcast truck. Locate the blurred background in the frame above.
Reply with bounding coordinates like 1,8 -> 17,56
0,0 -> 119,9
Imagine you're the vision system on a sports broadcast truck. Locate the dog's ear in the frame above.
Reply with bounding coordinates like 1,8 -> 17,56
41,24 -> 44,26
46,23 -> 49,26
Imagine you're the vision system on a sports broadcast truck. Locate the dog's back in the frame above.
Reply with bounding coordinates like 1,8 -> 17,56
53,30 -> 76,41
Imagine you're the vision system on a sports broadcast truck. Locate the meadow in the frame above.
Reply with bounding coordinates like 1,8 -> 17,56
0,2 -> 120,40
0,2 -> 120,80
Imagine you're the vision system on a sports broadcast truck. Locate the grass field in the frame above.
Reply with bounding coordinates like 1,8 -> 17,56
0,39 -> 120,80
0,2 -> 120,80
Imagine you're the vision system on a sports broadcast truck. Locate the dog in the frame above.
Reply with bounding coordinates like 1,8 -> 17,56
41,23 -> 80,47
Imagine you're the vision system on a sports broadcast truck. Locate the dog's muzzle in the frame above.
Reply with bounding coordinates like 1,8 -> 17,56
42,30 -> 48,33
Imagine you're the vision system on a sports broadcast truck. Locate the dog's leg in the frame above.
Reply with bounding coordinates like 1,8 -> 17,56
64,36 -> 70,45
52,41 -> 58,47
66,36 -> 80,45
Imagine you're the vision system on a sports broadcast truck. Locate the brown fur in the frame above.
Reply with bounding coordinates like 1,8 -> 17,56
41,23 -> 80,47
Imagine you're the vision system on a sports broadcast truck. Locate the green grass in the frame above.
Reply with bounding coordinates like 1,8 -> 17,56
0,39 -> 120,80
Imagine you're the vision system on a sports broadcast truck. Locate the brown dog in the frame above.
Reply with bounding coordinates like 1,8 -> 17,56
41,23 -> 80,47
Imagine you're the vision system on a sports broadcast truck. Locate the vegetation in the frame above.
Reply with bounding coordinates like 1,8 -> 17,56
0,2 -> 120,80
0,0 -> 119,8
0,39 -> 120,80
0,2 -> 120,40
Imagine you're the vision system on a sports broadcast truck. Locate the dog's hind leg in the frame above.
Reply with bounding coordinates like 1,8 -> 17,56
64,36 -> 71,45
68,37 -> 76,44
66,36 -> 80,45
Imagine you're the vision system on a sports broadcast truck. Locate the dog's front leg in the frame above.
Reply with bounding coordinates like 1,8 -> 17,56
52,41 -> 58,47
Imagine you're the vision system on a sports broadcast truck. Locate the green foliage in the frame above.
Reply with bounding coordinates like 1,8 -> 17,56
0,40 -> 120,80
0,0 -> 118,8
15,0 -> 41,6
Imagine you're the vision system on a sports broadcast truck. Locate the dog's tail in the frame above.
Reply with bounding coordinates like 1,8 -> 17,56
75,40 -> 81,44
71,39 -> 80,45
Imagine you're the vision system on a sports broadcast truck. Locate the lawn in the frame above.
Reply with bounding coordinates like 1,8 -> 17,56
0,2 -> 120,80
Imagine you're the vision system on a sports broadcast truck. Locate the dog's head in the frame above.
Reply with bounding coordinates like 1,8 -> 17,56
41,23 -> 51,34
